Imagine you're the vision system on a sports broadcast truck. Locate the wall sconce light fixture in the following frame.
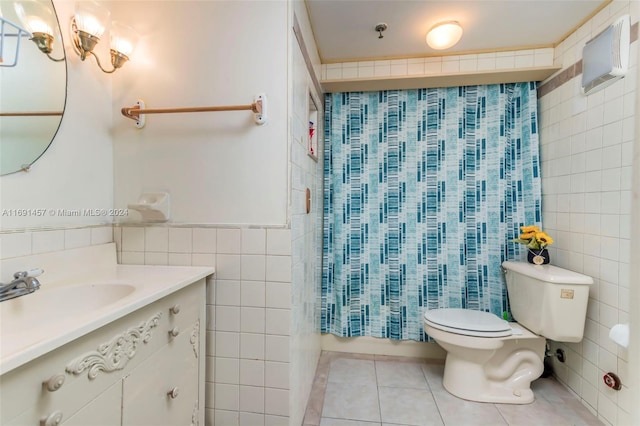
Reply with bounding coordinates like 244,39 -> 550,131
70,0 -> 138,73
12,0 -> 64,62
426,21 -> 463,50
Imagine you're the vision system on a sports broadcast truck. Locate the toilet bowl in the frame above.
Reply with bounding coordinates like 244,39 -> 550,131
424,309 -> 545,404
424,261 -> 593,404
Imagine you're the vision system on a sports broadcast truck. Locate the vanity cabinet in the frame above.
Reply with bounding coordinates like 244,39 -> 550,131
0,279 -> 206,426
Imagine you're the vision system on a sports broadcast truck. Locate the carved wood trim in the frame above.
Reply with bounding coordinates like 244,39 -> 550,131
190,320 -> 199,359
191,400 -> 199,426
65,312 -> 163,379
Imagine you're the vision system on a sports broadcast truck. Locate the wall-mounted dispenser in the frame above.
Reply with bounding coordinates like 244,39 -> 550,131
128,192 -> 170,222
581,14 -> 630,95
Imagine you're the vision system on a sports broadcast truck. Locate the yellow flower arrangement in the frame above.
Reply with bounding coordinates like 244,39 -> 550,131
512,225 -> 554,250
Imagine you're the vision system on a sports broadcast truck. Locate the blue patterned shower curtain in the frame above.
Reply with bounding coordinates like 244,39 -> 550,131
321,83 -> 542,341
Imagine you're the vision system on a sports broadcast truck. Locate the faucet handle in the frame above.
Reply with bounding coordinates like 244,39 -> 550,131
13,268 -> 44,280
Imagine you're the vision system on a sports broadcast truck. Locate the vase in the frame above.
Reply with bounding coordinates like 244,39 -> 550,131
527,248 -> 550,265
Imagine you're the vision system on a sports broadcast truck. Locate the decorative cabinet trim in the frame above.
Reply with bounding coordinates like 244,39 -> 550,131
191,400 -> 199,426
65,312 -> 163,379
190,320 -> 199,359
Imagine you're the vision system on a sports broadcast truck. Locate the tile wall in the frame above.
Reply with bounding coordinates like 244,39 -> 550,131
113,225 -> 293,426
320,48 -> 554,81
538,2 -> 638,424
0,226 -> 113,262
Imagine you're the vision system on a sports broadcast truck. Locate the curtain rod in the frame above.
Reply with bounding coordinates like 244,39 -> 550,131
121,93 -> 267,128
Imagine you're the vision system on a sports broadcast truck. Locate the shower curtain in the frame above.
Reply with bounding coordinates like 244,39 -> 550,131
321,83 -> 541,341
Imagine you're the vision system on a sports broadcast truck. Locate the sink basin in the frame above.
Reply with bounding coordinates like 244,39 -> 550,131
0,283 -> 136,331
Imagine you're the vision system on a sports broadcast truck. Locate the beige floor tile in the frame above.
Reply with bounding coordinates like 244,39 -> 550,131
320,418 -> 381,426
376,361 -> 429,389
322,381 -> 381,422
431,388 -> 507,425
328,358 -> 377,385
378,386 -> 443,426
306,353 -> 603,426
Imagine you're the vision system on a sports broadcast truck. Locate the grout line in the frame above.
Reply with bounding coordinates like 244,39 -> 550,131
374,355 -> 383,424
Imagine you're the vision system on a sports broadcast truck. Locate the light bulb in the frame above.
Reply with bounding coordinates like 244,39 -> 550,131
13,0 -> 55,36
74,0 -> 109,38
110,21 -> 138,58
426,21 -> 463,50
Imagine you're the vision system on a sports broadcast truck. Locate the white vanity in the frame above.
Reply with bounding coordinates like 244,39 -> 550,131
0,243 -> 214,426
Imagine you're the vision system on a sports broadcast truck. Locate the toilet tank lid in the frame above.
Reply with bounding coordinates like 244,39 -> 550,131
502,261 -> 593,285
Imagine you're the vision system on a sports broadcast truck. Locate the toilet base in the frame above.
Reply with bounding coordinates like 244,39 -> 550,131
442,353 -> 538,404
426,323 -> 546,404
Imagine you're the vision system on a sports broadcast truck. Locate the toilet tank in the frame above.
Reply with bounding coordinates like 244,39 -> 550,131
501,261 -> 593,343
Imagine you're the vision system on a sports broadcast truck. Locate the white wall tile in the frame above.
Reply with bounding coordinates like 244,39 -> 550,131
168,228 -> 192,253
64,228 -> 91,249
217,280 -> 241,306
216,254 -> 242,280
240,360 -> 265,387
0,231 -> 33,260
168,253 -> 192,266
214,410 -> 239,426
122,227 -> 144,251
218,229 -> 242,254
215,384 -> 239,411
266,309 -> 290,336
241,281 -> 266,307
241,307 -> 266,334
240,385 -> 265,414
216,331 -> 240,358
266,282 -> 291,309
216,357 -> 240,384
266,256 -> 292,282
120,251 -> 145,265
242,229 -> 266,255
32,230 -> 64,254
91,226 -> 113,245
241,255 -> 267,281
145,227 -> 168,252
192,253 -> 216,267
240,333 -> 265,360
144,252 -> 168,265
193,228 -> 217,254
216,306 -> 241,332
266,229 -> 291,255
265,335 -> 289,362
264,388 -> 289,416
265,361 -> 290,389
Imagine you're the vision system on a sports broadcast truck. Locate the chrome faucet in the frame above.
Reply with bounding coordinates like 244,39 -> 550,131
0,268 -> 44,302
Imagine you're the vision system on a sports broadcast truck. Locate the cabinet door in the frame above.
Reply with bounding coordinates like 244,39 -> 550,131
122,321 -> 200,426
63,381 -> 122,426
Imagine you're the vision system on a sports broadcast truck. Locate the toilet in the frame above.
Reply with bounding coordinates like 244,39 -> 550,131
424,260 -> 593,404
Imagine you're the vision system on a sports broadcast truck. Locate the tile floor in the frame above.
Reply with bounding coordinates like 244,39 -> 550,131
303,352 -> 602,426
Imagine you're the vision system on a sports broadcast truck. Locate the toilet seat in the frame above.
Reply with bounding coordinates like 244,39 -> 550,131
424,308 -> 513,337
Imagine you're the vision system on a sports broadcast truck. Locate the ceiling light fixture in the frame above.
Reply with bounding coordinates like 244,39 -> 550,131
70,1 -> 138,73
426,21 -> 463,50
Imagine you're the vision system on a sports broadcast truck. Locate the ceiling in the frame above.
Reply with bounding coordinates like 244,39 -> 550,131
306,0 -> 609,63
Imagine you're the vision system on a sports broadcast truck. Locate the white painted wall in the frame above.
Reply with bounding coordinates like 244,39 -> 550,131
0,0 -> 114,231
110,1 -> 289,226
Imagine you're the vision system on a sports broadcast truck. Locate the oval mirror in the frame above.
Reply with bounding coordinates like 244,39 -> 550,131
0,0 -> 67,176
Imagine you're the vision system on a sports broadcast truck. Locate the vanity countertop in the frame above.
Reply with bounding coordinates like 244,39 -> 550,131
0,243 -> 214,375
